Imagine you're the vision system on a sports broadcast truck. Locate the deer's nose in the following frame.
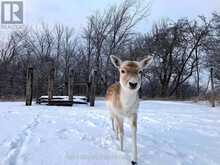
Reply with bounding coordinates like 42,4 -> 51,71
129,82 -> 137,89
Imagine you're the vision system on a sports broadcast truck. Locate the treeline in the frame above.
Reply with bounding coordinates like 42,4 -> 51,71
0,0 -> 219,99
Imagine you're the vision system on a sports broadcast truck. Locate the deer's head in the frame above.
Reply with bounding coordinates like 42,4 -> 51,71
110,55 -> 153,92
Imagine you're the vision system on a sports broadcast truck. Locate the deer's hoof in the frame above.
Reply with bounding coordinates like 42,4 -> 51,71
131,161 -> 137,165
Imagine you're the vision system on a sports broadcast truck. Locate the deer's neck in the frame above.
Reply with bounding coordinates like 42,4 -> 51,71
120,85 -> 139,112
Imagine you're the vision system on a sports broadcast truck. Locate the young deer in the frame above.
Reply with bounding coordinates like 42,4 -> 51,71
106,55 -> 153,165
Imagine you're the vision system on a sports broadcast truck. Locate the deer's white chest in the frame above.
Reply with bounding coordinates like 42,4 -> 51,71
120,90 -> 139,117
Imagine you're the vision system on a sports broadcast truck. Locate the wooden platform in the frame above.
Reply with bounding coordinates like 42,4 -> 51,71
25,67 -> 96,107
37,96 -> 88,106
48,100 -> 73,106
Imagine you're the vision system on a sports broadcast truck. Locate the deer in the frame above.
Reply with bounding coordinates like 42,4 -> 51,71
106,55 -> 153,165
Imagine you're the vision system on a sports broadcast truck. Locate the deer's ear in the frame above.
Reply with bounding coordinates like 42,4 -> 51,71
110,55 -> 122,68
139,56 -> 153,69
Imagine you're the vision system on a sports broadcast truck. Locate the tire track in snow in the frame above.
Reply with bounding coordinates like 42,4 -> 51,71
3,113 -> 40,165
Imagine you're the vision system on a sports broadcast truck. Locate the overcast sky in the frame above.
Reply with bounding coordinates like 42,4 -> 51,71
0,0 -> 218,36
23,0 -> 220,33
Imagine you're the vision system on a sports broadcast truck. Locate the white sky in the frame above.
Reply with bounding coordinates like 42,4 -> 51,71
0,0 -> 220,36
23,0 -> 220,33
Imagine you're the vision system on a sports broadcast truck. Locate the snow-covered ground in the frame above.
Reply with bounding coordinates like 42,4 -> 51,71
0,100 -> 220,165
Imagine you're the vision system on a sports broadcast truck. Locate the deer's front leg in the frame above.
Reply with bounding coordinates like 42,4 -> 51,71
131,113 -> 137,164
111,117 -> 115,131
115,116 -> 124,151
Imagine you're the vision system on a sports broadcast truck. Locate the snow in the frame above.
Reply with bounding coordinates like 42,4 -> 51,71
0,100 -> 220,165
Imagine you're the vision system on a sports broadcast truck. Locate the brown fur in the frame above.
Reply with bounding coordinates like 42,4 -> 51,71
121,61 -> 140,74
119,61 -> 141,89
106,83 -> 122,110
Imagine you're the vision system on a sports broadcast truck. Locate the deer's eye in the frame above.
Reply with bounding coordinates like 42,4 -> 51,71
121,70 -> 125,74
139,70 -> 143,74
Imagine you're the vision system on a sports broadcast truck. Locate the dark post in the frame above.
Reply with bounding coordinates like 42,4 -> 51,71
139,74 -> 143,99
48,63 -> 55,102
25,66 -> 33,106
86,82 -> 91,102
68,69 -> 74,101
210,67 -> 215,107
87,72 -> 92,103
90,69 -> 97,107
35,75 -> 40,104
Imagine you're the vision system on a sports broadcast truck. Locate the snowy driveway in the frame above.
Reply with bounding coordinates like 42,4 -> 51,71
0,101 -> 220,165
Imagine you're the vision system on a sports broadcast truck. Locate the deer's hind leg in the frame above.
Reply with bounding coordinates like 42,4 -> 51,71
111,117 -> 115,131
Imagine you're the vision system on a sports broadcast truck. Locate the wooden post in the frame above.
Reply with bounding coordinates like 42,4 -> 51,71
35,75 -> 40,104
139,74 -> 143,99
25,66 -> 33,106
48,64 -> 55,102
90,69 -> 97,107
210,67 -> 215,107
86,82 -> 91,102
87,72 -> 92,103
68,70 -> 74,101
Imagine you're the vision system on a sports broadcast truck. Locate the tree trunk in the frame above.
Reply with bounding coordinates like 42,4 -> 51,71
160,82 -> 168,97
195,47 -> 200,97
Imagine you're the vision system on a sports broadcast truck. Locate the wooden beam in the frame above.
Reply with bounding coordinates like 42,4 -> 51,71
68,69 -> 74,101
86,82 -> 91,102
139,74 -> 143,99
25,66 -> 33,106
210,67 -> 215,107
72,82 -> 88,86
35,75 -> 40,104
90,69 -> 97,107
48,63 -> 55,102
